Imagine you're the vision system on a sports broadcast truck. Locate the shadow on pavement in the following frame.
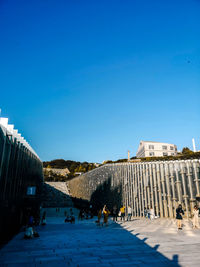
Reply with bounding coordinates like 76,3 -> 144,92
98,221 -> 180,267
0,216 -> 181,266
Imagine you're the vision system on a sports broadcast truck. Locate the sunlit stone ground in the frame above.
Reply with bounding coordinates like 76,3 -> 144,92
0,216 -> 199,266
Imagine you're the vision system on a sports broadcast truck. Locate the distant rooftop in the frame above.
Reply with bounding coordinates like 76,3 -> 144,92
140,141 -> 176,144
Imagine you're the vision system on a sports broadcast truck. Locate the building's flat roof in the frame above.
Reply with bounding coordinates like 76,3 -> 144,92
141,140 -> 176,145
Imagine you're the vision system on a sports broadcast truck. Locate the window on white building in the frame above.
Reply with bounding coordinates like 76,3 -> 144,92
149,152 -> 155,156
149,145 -> 154,149
163,152 -> 168,156
162,146 -> 167,150
170,146 -> 174,150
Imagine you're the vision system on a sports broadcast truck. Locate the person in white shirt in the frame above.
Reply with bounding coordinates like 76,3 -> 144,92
192,205 -> 199,229
127,206 -> 132,221
150,208 -> 155,220
24,226 -> 33,239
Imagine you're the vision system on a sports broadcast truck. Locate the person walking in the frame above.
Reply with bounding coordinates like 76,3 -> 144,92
70,209 -> 75,224
41,211 -> 46,226
192,205 -> 199,229
120,206 -> 125,221
176,204 -> 184,230
150,208 -> 155,220
28,214 -> 34,226
97,208 -> 102,226
103,205 -> 110,226
146,207 -> 150,219
127,206 -> 132,221
144,207 -> 147,218
113,205 -> 118,222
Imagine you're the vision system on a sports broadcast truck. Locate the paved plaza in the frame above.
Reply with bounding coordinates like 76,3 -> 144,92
0,217 -> 199,267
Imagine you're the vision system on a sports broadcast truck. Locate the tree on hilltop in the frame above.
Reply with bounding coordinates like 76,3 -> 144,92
182,147 -> 193,154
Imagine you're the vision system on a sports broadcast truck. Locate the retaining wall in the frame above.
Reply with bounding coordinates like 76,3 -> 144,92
67,160 -> 200,218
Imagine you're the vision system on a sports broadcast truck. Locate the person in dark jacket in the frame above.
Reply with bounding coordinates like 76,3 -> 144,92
176,204 -> 184,230
113,205 -> 118,222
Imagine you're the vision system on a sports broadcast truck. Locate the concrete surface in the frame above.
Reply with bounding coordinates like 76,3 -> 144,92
0,216 -> 199,266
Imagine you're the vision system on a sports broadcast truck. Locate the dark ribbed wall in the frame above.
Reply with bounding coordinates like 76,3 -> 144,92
0,125 -> 43,244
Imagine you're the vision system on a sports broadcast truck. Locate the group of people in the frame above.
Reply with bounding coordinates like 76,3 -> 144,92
64,208 -> 75,223
96,205 -> 134,226
96,205 -> 110,226
176,204 -> 199,230
144,207 -> 158,220
118,205 -> 132,221
24,202 -> 199,239
143,204 -> 199,229
98,203 -> 200,231
116,205 -> 135,221
78,208 -> 93,220
142,204 -> 199,230
24,211 -> 46,239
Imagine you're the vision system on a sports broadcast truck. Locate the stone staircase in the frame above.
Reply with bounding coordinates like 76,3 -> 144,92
1,218 -> 200,266
42,182 -> 73,208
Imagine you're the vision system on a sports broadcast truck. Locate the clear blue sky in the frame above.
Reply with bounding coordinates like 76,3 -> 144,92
0,0 -> 200,162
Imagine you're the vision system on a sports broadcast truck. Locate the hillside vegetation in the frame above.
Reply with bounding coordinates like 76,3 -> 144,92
101,148 -> 200,164
43,148 -> 200,182
43,159 -> 98,181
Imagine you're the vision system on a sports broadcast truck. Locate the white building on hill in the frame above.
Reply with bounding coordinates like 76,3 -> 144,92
136,141 -> 177,158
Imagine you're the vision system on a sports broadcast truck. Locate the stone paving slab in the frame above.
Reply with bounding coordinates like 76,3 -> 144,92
0,217 -> 199,266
